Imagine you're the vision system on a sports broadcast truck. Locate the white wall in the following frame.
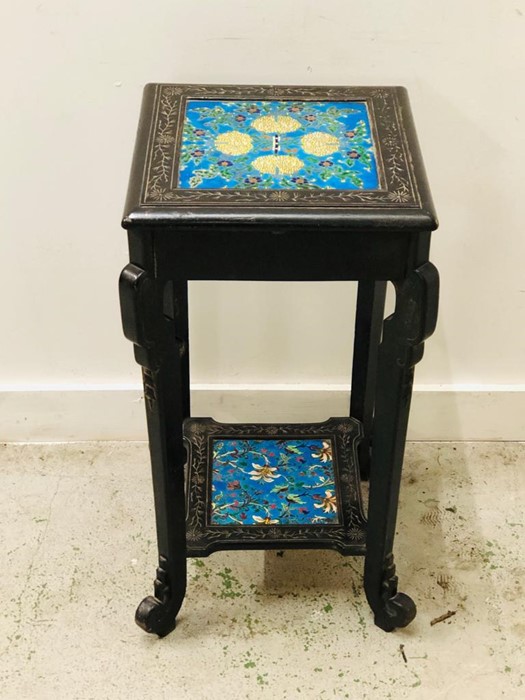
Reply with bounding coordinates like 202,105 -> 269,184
2,1 -> 525,439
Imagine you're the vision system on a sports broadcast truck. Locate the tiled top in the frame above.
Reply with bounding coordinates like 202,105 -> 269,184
178,99 -> 379,191
211,437 -> 339,526
123,84 -> 438,229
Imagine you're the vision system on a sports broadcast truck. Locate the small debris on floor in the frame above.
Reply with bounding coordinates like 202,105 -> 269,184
430,610 -> 457,626
399,644 -> 408,663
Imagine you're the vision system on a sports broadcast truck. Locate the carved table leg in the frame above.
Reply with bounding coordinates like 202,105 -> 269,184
350,281 -> 387,481
364,263 -> 439,631
120,265 -> 190,637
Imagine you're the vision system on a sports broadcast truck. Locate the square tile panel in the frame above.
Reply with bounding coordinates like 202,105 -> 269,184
183,417 -> 367,557
178,100 -> 379,191
211,436 -> 339,526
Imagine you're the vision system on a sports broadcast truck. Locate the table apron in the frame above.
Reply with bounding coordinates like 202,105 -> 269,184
148,228 -> 428,282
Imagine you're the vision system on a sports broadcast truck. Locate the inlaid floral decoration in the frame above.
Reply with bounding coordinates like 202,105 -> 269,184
177,100 -> 379,190
210,437 -> 340,526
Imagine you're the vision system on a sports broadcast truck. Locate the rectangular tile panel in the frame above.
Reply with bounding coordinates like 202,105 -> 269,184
178,99 -> 379,191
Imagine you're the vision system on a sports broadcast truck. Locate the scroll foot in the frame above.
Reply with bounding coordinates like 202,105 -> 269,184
134,555 -> 184,637
373,591 -> 417,632
135,596 -> 177,638
365,553 -> 417,632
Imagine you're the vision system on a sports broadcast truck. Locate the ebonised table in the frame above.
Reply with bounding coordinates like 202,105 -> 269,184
119,83 -> 439,637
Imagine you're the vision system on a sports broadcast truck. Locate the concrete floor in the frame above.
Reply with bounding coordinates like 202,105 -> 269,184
1,441 -> 524,699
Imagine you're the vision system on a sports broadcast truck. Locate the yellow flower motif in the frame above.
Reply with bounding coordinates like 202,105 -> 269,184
314,490 -> 337,514
252,155 -> 304,176
249,463 -> 281,483
215,130 -> 253,155
252,115 -> 301,134
301,131 -> 340,156
253,515 -> 279,525
311,441 -> 332,462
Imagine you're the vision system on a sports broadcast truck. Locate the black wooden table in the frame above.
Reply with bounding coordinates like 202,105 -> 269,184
119,84 -> 439,637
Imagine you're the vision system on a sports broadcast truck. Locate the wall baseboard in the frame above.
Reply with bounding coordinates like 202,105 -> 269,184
0,384 -> 523,442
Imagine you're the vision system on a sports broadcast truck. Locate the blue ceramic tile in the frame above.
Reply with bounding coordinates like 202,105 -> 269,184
178,100 -> 378,191
210,437 -> 339,526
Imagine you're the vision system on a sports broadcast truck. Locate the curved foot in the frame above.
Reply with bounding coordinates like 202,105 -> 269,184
374,592 -> 417,632
135,596 -> 177,638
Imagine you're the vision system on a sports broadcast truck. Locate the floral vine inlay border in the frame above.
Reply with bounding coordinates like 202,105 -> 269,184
140,84 -> 421,208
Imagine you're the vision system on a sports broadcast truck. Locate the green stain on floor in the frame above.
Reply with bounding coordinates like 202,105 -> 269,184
216,567 -> 244,599
2,441 -> 524,698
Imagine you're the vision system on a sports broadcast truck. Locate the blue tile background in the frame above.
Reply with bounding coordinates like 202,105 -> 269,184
211,437 -> 340,526
178,99 -> 379,191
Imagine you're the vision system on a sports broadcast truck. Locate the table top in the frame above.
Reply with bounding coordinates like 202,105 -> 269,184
123,84 -> 437,231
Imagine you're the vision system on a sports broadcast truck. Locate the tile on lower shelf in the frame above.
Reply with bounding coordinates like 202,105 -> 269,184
183,417 -> 367,556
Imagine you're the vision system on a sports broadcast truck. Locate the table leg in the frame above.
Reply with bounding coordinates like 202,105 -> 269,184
120,265 -> 190,637
350,281 -> 387,480
363,263 -> 439,631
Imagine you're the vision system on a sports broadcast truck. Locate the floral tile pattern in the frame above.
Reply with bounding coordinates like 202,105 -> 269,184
210,437 -> 340,526
177,100 -> 379,191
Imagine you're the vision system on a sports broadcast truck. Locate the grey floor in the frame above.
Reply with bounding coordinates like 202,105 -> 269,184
1,441 -> 524,699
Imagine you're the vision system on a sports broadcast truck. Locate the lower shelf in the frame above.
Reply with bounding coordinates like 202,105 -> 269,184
184,417 -> 367,557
